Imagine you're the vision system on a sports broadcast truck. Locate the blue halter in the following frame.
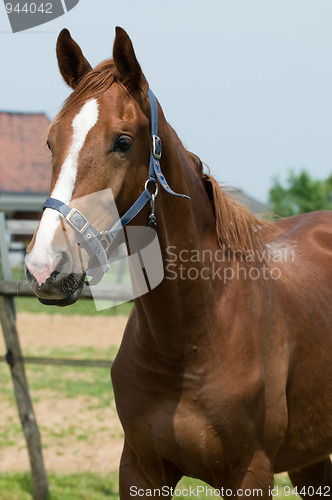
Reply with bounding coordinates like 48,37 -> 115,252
43,89 -> 189,285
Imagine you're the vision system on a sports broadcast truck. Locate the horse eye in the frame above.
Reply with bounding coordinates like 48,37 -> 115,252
114,135 -> 132,153
46,140 -> 52,152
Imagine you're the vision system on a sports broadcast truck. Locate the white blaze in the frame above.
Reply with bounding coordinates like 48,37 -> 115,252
26,99 -> 99,284
52,99 -> 99,202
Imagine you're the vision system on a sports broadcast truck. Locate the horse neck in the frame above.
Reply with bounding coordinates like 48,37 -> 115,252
133,120 -> 219,352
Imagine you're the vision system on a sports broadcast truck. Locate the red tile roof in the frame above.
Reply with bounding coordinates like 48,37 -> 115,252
0,112 -> 51,194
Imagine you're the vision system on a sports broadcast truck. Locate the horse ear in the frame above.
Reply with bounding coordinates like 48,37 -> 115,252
113,27 -> 148,93
56,29 -> 92,89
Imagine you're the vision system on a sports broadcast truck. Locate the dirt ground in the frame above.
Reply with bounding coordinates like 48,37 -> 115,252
16,312 -> 127,349
0,312 -> 128,474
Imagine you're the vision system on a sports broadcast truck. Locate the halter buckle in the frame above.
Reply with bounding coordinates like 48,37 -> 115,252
99,231 -> 115,253
152,135 -> 162,159
66,208 -> 89,234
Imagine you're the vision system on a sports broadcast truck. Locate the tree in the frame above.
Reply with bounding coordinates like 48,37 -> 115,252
269,169 -> 332,217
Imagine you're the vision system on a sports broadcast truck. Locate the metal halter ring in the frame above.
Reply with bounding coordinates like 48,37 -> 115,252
145,179 -> 159,198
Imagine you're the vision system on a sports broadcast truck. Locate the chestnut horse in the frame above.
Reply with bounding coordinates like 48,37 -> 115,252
25,28 -> 332,499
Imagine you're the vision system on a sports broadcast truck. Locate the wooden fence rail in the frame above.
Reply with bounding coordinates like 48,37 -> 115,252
0,280 -> 133,302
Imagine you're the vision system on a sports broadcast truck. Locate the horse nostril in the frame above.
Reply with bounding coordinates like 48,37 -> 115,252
51,252 -> 72,282
26,254 -> 68,287
50,270 -> 60,282
25,266 -> 37,284
53,252 -> 64,269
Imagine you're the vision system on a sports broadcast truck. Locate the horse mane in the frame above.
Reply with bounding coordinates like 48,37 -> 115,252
48,59 -> 118,130
188,152 -> 276,253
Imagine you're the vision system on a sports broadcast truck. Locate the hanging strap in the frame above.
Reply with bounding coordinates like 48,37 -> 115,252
147,89 -> 190,200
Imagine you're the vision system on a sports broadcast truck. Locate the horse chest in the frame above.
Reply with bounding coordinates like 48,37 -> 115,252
124,384 -> 225,477
169,398 -> 225,475
112,340 -> 258,477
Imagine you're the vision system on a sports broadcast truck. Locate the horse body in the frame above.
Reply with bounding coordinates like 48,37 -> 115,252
25,27 -> 332,498
273,213 -> 332,470
112,208 -> 332,493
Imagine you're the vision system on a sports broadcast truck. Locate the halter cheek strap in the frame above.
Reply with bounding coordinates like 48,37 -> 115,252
148,89 -> 190,199
43,88 -> 189,285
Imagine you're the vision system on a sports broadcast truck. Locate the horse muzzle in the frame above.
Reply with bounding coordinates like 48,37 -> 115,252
25,253 -> 85,307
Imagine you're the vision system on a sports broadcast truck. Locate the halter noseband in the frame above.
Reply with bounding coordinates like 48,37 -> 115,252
43,89 -> 189,285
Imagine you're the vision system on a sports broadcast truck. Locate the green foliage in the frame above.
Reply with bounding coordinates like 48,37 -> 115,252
269,169 -> 332,217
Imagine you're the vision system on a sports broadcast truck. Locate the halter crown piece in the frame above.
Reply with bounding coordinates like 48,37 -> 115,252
43,89 -> 190,285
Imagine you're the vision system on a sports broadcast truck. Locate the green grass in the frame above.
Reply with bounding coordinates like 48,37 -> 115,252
0,473 -> 295,500
0,422 -> 21,447
15,296 -> 133,316
0,349 -> 115,407
26,364 -> 114,405
0,342 -> 117,460
0,471 -> 119,500
0,343 -> 117,404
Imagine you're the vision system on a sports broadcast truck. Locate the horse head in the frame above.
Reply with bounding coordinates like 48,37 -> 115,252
25,28 -> 156,306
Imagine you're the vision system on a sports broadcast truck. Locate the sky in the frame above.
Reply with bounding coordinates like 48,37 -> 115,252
1,0 -> 332,203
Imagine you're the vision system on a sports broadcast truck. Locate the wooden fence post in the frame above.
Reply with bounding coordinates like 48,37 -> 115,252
0,297 -> 49,500
0,213 -> 48,500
